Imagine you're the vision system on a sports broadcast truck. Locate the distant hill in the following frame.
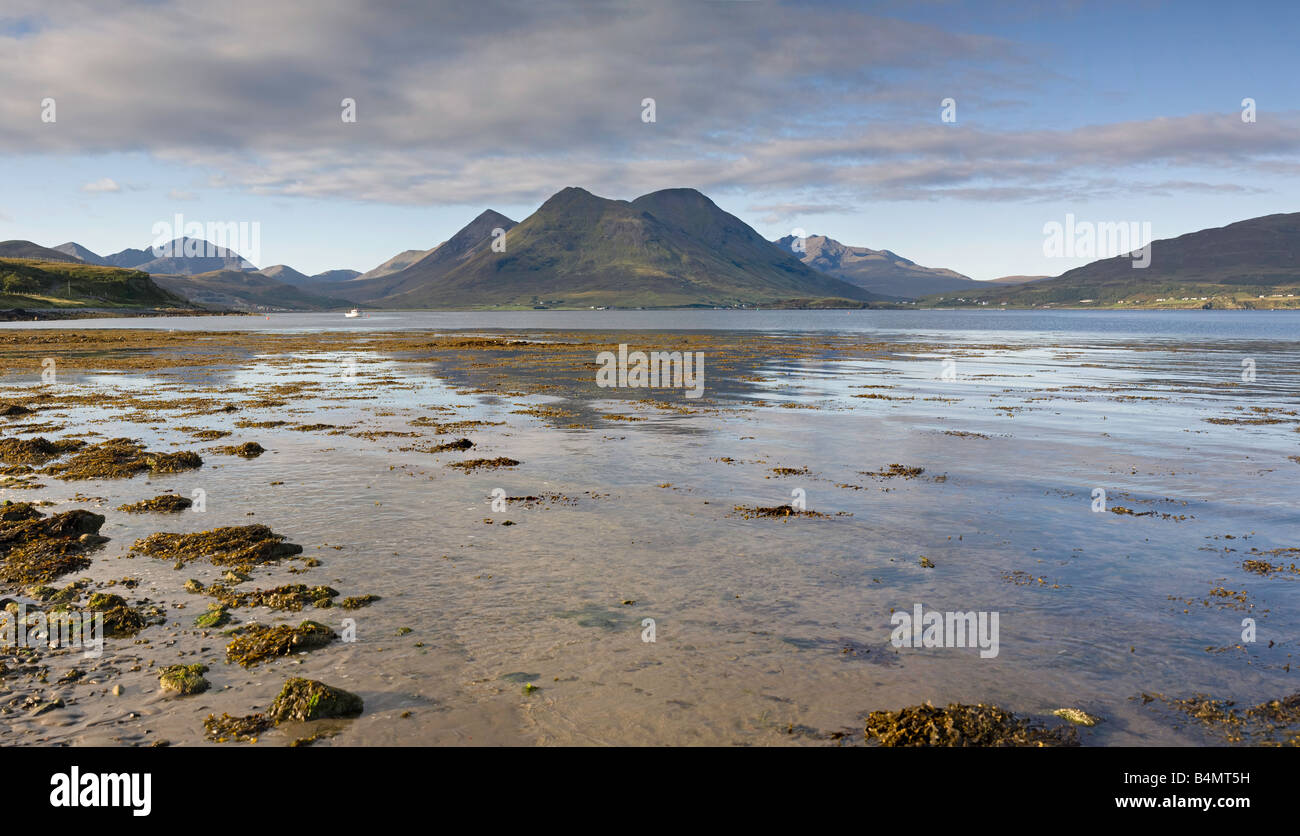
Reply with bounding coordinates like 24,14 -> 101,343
309,269 -> 360,283
356,249 -> 437,281
153,269 -> 351,312
258,264 -> 310,284
99,237 -> 257,275
51,242 -> 108,264
986,274 -> 1051,284
922,213 -> 1300,309
256,265 -> 360,286
774,234 -> 974,300
372,189 -> 880,309
0,258 -> 189,309
0,241 -> 82,263
320,210 -> 519,304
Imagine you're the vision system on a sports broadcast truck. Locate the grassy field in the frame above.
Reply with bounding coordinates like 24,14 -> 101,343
0,257 -> 189,309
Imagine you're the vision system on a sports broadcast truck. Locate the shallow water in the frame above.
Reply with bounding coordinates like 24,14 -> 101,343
1,311 -> 1298,746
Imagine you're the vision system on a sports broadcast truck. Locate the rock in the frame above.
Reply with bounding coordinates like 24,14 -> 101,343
268,678 -> 363,722
193,604 -> 230,628
158,663 -> 209,695
1052,707 -> 1101,726
29,697 -> 65,716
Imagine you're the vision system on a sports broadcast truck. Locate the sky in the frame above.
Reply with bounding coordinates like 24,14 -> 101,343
1,0 -> 1297,279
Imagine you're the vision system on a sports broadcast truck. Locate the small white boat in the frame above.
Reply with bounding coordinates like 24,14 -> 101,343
344,309 -> 360,318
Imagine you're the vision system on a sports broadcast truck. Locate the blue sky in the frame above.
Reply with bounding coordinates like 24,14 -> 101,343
1,0 -> 1297,279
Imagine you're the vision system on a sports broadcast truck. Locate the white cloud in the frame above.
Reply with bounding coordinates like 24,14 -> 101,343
81,177 -> 121,193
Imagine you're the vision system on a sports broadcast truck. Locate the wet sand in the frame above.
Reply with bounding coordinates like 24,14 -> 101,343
1,326 -> 1298,746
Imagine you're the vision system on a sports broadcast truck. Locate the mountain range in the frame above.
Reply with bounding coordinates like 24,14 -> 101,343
6,189 -> 1299,311
774,233 -> 976,299
922,213 -> 1300,309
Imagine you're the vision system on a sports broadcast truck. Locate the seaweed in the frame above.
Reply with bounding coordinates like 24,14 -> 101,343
339,594 -> 380,609
85,592 -> 148,637
131,524 -> 303,573
0,436 -> 85,465
731,504 -> 829,520
116,494 -> 193,514
1140,691 -> 1300,744
213,442 -> 265,458
158,663 -> 209,695
203,712 -> 271,743
225,620 -> 337,667
42,438 -> 201,480
193,603 -> 231,628
447,457 -> 520,472
267,677 -> 363,722
864,702 -> 1079,747
0,507 -> 106,587
200,582 -> 338,611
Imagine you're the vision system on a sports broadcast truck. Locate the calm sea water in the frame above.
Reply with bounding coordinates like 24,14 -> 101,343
4,308 -> 1298,342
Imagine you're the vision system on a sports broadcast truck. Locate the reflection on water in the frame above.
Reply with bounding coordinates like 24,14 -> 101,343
1,314 -> 1298,746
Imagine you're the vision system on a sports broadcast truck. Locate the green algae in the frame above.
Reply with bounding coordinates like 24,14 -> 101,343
193,603 -> 231,628
158,663 -> 209,695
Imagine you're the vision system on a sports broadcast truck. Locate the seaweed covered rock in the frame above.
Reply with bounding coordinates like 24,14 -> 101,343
340,594 -> 380,610
145,451 -> 203,473
225,620 -> 337,667
43,438 -> 202,480
864,702 -> 1079,747
85,591 -> 148,637
117,494 -> 193,514
193,603 -> 231,628
158,663 -> 209,695
0,507 -> 107,587
214,442 -> 265,458
131,524 -> 303,572
202,583 -> 338,611
0,501 -> 42,522
0,403 -> 32,417
0,436 -> 85,465
268,678 -> 363,723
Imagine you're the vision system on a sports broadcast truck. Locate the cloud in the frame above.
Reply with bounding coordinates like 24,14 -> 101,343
167,189 -> 197,201
0,0 -> 1291,210
80,177 -> 120,192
